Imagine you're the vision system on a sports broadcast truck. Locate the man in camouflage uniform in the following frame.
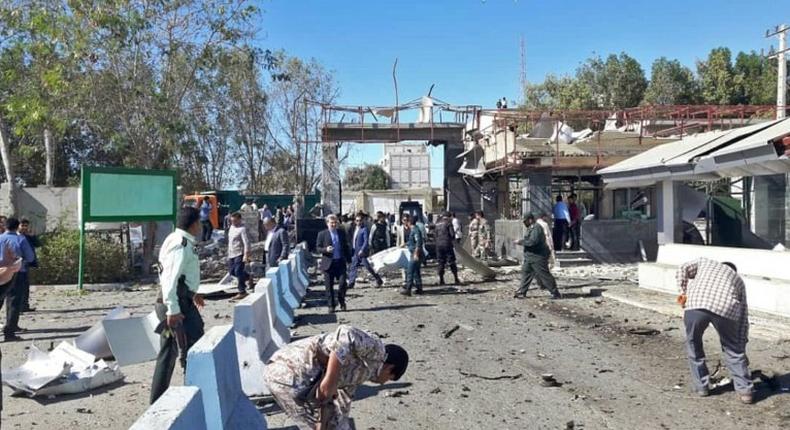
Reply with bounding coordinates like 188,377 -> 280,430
264,325 -> 409,430
475,211 -> 492,260
513,212 -> 562,300
150,207 -> 205,404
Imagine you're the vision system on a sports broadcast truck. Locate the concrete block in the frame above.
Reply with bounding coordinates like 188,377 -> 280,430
266,267 -> 294,326
639,257 -> 790,319
186,325 -> 267,430
130,386 -> 207,430
233,292 -> 278,396
294,247 -> 310,286
289,257 -> 306,299
278,260 -> 301,308
655,244 -> 790,281
255,278 -> 290,348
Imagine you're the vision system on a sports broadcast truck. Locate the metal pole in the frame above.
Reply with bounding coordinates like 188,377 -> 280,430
778,25 -> 787,119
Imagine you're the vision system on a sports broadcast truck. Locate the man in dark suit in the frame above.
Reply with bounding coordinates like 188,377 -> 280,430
264,217 -> 289,270
316,214 -> 351,313
348,214 -> 383,289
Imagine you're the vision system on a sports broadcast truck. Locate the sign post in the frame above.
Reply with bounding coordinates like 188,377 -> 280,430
79,167 -> 178,290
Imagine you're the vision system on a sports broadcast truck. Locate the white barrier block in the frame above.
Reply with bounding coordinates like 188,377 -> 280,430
266,267 -> 294,326
186,325 -> 267,430
254,278 -> 290,348
289,257 -> 306,298
278,260 -> 301,308
234,292 -> 278,396
130,386 -> 207,430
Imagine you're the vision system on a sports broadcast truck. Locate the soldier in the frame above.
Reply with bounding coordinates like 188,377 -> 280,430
264,325 -> 409,429
513,212 -> 562,300
435,212 -> 460,286
476,211 -> 492,260
150,207 -> 206,404
467,213 -> 479,256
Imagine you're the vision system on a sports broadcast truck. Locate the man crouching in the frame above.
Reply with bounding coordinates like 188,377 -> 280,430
264,325 -> 409,429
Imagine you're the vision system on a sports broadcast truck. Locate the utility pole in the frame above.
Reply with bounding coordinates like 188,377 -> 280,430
767,24 -> 789,119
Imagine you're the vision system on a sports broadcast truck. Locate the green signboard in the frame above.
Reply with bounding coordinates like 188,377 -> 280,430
79,166 -> 178,289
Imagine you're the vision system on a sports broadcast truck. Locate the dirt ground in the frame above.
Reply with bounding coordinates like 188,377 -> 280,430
2,263 -> 790,430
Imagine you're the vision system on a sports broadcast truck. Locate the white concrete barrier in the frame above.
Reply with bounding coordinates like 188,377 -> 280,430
130,386 -> 207,430
278,260 -> 301,308
254,278 -> 290,347
289,257 -> 307,299
233,292 -> 278,397
639,244 -> 790,318
266,267 -> 294,327
185,325 -> 267,430
294,246 -> 310,286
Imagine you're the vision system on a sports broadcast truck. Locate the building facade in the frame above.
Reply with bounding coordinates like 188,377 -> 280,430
380,143 -> 431,189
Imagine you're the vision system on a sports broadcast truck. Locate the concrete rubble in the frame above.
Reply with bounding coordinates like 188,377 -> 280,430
2,341 -> 123,397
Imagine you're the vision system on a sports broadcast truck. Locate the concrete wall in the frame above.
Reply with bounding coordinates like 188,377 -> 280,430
0,184 -> 78,232
581,219 -> 658,263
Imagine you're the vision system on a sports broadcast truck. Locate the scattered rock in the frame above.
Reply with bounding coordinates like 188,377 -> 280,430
429,387 -> 442,394
384,390 -> 409,398
76,408 -> 93,414
540,374 -> 562,387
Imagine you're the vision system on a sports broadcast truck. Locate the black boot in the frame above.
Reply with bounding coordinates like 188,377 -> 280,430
438,275 -> 445,286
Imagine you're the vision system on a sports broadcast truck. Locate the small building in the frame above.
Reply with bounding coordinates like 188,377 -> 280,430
380,143 -> 431,189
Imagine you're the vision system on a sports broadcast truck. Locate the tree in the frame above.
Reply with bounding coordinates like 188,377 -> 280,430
697,47 -> 736,105
344,164 -> 391,191
643,57 -> 700,105
733,51 -> 777,105
576,53 -> 647,109
522,74 -> 594,110
267,56 -> 340,196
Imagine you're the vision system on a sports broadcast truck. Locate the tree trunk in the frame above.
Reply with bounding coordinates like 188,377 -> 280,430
44,128 -> 54,186
0,116 -> 17,216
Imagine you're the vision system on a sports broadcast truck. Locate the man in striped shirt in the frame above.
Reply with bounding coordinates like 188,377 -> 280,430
677,258 -> 753,404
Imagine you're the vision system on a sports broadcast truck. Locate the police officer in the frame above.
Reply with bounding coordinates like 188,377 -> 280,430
435,212 -> 460,286
513,212 -> 562,300
150,207 -> 205,404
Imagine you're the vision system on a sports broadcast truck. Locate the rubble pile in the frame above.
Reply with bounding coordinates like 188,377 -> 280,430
199,240 -> 266,280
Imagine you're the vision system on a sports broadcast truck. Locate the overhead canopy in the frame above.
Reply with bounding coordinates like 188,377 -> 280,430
600,119 -> 787,188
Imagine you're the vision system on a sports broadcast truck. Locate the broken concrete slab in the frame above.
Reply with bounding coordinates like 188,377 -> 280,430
197,273 -> 235,296
369,247 -> 410,274
130,386 -> 207,430
74,306 -> 130,359
102,311 -> 160,366
3,342 -> 123,397
185,325 -> 268,430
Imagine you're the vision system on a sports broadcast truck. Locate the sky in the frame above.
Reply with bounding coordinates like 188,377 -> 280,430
258,0 -> 785,187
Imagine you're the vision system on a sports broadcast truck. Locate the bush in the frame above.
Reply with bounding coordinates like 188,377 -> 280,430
31,229 -> 130,285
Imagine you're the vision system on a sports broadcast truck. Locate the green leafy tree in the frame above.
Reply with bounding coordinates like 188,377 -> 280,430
733,51 -> 777,105
697,47 -> 736,105
643,57 -> 700,105
344,164 -> 391,191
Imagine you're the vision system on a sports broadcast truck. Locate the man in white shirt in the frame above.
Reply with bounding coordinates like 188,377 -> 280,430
227,212 -> 252,301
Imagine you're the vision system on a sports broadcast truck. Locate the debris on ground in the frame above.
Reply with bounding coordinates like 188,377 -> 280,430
628,328 -> 660,336
443,325 -> 460,338
459,370 -> 523,381
540,374 -> 562,387
383,390 -> 409,398
3,342 -> 124,397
